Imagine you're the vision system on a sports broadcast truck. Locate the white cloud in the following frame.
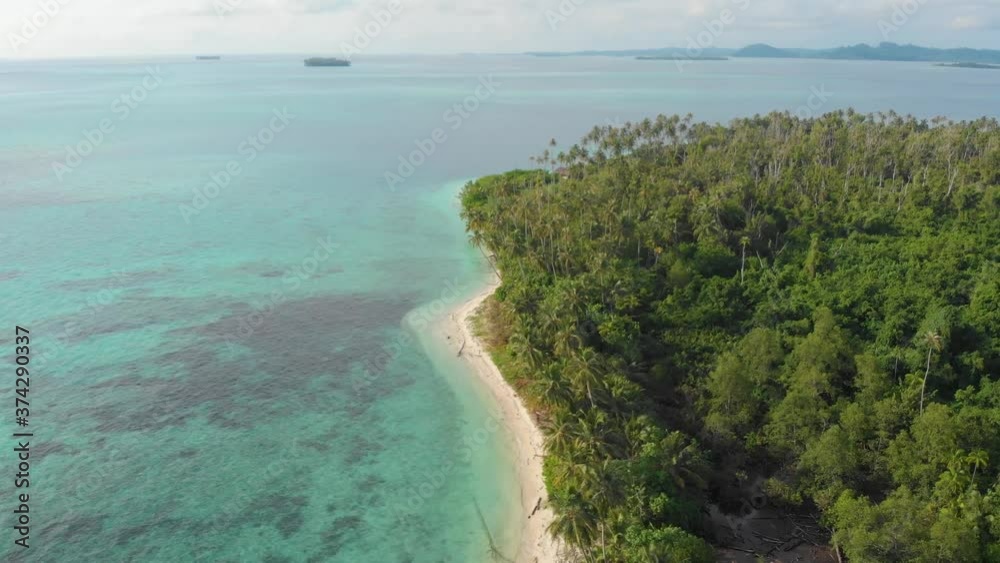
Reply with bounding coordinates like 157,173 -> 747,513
951,15 -> 981,29
1,0 -> 999,58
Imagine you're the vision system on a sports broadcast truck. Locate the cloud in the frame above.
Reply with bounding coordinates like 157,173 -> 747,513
951,15 -> 984,29
284,0 -> 358,14
947,6 -> 999,31
2,0 -> 999,58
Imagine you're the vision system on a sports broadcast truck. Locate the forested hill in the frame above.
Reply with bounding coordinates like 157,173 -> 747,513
527,42 -> 1000,64
733,42 -> 1000,64
460,111 -> 1000,562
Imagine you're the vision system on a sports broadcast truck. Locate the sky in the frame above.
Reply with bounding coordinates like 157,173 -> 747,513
3,0 -> 1000,59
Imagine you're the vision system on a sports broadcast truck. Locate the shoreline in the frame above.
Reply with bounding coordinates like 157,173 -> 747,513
436,274 -> 560,563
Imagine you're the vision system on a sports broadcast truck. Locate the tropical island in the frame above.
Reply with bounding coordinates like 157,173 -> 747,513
528,48 -> 733,58
460,110 -> 1000,562
732,42 -> 1000,63
304,57 -> 351,67
636,56 -> 728,61
936,62 -> 1000,70
529,42 -> 1000,65
195,55 -> 221,60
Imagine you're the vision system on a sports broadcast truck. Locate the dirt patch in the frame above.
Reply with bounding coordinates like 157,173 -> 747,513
706,477 -> 837,562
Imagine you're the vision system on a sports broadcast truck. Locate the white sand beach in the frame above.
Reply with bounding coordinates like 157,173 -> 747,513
436,275 -> 561,563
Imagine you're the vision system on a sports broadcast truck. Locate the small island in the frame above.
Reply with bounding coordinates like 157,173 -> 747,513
196,56 -> 221,60
637,55 -> 728,61
304,57 -> 351,67
936,62 -> 1000,69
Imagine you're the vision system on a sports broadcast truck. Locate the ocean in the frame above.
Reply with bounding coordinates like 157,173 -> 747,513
1,54 -> 998,562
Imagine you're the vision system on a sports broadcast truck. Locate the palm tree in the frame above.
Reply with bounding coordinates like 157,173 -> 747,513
545,411 -> 577,456
554,326 -> 582,358
548,496 -> 599,558
740,236 -> 750,284
533,366 -> 572,410
939,454 -> 970,500
920,331 -> 942,414
661,433 -> 708,491
569,348 -> 605,409
586,459 -> 624,516
967,449 -> 989,484
508,331 -> 544,373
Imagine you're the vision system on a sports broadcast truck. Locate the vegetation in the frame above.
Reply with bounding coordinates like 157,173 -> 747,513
460,110 -> 1000,562
936,62 -> 1000,70
733,42 -> 1000,64
529,42 -> 1000,65
303,57 -> 351,67
636,56 -> 729,61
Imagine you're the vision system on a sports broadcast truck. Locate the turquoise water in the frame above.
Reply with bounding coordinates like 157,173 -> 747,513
1,54 -> 998,562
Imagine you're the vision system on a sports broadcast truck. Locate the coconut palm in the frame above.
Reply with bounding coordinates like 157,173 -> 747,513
920,331 -> 942,414
548,495 -> 599,555
533,365 -> 573,410
508,331 -> 544,373
545,411 -> 577,456
967,449 -> 989,484
568,348 -> 605,409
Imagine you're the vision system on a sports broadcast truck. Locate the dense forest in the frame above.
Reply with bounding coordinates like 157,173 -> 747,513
460,111 -> 1000,562
731,42 -> 1000,64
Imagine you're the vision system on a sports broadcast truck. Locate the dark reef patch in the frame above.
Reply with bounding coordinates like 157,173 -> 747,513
235,494 -> 309,539
311,514 -> 365,560
357,474 -> 385,493
54,269 -> 173,292
301,438 -> 333,453
114,518 -> 183,546
41,514 -> 108,543
34,440 -> 74,462
77,292 -> 419,431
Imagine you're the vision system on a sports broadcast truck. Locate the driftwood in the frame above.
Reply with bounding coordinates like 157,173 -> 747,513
529,497 -> 542,518
793,524 -> 821,546
721,545 -> 759,555
718,505 -> 832,559
778,537 -> 804,552
752,531 -> 784,543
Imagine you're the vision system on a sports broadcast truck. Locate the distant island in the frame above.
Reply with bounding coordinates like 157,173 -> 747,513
195,56 -> 221,60
936,62 -> 1000,70
732,42 -> 1000,63
528,47 -> 732,58
528,42 -> 1000,65
304,57 -> 351,67
637,56 -> 728,61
